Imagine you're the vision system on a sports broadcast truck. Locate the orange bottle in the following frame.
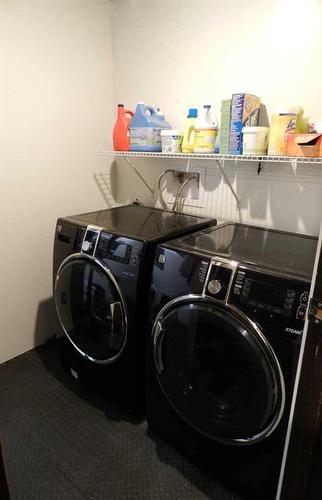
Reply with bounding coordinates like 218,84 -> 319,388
113,104 -> 134,151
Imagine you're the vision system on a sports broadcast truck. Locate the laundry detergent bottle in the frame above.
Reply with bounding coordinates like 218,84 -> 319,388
193,105 -> 218,153
113,104 -> 134,151
156,107 -> 171,129
130,102 -> 170,152
182,108 -> 198,154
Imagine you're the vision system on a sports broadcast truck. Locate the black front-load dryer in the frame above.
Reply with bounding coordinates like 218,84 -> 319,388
146,222 -> 317,498
53,204 -> 216,416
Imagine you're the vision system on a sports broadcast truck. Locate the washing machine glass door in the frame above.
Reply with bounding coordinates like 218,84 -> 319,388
153,296 -> 285,445
55,254 -> 127,364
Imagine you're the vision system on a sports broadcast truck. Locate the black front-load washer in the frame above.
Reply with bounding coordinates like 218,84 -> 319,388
53,204 -> 216,416
146,222 -> 317,498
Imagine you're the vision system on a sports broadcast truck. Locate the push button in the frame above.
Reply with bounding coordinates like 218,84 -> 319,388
208,280 -> 222,295
82,240 -> 92,252
300,293 -> 308,304
296,306 -> 306,320
131,257 -> 137,266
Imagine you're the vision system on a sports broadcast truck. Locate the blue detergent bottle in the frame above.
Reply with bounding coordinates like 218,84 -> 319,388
130,102 -> 171,152
156,108 -> 171,129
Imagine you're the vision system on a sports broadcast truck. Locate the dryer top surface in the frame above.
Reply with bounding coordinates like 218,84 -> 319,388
63,204 -> 215,242
165,223 -> 318,280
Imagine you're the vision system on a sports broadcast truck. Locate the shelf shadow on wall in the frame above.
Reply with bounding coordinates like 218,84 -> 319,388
235,168 -> 270,221
198,164 -> 239,222
268,177 -> 321,234
93,169 -> 116,208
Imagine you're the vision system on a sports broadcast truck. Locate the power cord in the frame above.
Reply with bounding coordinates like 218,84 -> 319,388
172,172 -> 185,212
157,169 -> 175,209
173,174 -> 199,212
158,170 -> 198,213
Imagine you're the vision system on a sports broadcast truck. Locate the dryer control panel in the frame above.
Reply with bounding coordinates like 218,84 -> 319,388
95,232 -> 142,270
229,266 -> 310,341
231,268 -> 309,320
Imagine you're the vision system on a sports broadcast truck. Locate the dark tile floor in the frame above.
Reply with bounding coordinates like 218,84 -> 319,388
0,340 -> 239,500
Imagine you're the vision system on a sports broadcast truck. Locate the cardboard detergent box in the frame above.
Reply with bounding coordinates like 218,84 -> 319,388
220,99 -> 231,154
286,133 -> 322,157
228,93 -> 261,154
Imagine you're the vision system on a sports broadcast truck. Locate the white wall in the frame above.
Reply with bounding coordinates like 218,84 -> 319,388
110,0 -> 322,234
0,0 -> 114,364
1,0 -> 322,364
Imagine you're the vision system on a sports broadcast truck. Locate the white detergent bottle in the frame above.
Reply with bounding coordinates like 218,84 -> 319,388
193,105 -> 218,153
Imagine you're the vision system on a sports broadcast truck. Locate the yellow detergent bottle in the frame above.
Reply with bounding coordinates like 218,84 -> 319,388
193,104 -> 218,153
182,108 -> 198,153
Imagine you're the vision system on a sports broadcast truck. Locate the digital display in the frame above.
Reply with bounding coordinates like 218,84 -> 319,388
107,241 -> 131,262
249,280 -> 286,307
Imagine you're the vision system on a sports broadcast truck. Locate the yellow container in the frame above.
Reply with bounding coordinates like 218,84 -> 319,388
193,128 -> 217,153
268,112 -> 297,155
193,104 -> 218,153
182,108 -> 198,154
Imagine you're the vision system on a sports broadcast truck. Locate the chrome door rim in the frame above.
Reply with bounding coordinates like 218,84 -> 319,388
55,252 -> 128,365
152,293 -> 286,445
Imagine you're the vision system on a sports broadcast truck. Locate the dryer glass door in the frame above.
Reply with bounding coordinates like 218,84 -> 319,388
153,298 -> 284,444
55,256 -> 127,364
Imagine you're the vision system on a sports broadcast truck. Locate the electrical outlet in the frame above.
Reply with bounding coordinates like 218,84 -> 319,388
169,171 -> 200,200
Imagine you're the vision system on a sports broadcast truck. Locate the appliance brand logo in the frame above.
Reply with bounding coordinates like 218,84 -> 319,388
285,327 -> 302,335
158,254 -> 166,264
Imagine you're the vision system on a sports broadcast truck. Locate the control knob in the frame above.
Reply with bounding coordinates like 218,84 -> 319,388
82,240 -> 92,252
207,279 -> 222,295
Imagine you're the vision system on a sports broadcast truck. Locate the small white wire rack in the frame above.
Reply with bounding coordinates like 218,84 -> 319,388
99,151 -> 322,164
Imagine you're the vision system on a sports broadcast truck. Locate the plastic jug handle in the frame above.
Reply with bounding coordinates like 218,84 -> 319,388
187,125 -> 195,146
125,110 -> 134,118
145,105 -> 157,116
264,130 -> 269,147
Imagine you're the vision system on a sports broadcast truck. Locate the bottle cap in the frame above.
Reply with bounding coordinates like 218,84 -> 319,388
188,108 -> 198,118
203,104 -> 211,108
117,104 -> 124,107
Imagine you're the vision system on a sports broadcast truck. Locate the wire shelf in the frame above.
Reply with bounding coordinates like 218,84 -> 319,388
99,151 -> 322,164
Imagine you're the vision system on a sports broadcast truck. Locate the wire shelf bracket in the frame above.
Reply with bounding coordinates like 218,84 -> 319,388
215,159 -> 241,211
123,155 -> 154,195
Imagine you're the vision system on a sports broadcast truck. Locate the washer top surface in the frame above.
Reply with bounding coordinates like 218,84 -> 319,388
166,222 -> 318,280
65,204 -> 214,242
